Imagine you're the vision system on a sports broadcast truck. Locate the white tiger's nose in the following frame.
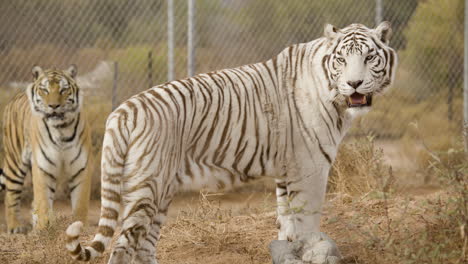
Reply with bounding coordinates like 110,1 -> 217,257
347,80 -> 363,89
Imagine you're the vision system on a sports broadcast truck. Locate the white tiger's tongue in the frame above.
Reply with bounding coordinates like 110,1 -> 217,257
349,93 -> 366,105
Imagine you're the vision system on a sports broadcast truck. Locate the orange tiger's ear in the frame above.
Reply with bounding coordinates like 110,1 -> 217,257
32,65 -> 43,81
65,64 -> 78,79
375,21 -> 392,45
324,24 -> 340,40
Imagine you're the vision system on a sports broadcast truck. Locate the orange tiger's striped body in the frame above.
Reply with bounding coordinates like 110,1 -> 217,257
1,66 -> 91,233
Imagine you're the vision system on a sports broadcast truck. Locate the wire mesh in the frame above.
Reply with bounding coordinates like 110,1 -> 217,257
0,0 -> 464,191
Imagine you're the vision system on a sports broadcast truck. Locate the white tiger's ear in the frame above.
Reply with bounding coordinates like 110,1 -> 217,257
32,66 -> 43,81
375,21 -> 392,44
324,24 -> 340,40
65,64 -> 78,79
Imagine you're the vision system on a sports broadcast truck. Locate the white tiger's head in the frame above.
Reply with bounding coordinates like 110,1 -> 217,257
323,22 -> 397,111
27,65 -> 81,120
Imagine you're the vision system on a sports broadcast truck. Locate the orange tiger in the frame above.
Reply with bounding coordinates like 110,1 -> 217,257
0,65 -> 91,233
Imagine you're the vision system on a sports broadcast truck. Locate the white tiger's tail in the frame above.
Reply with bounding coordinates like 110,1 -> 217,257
66,113 -> 128,261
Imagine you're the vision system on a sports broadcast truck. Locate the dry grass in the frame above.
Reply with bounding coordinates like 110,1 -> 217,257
0,186 -> 464,264
0,215 -> 77,264
401,123 -> 466,184
325,189 -> 466,264
326,135 -> 467,264
0,192 -> 278,264
329,136 -> 394,196
158,192 -> 277,264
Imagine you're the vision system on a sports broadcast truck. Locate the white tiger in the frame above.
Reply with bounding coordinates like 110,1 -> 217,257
66,22 -> 397,263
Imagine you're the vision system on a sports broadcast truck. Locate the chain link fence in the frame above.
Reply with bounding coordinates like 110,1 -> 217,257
0,0 -> 464,195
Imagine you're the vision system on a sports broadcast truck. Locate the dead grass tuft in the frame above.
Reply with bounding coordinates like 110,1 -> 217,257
0,215 -> 87,264
158,192 -> 277,264
329,136 -> 394,196
329,138 -> 467,264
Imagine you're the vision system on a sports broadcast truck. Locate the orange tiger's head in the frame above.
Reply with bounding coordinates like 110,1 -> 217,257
27,65 -> 81,120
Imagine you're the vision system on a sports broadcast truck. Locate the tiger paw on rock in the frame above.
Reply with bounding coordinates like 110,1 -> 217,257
270,232 -> 342,264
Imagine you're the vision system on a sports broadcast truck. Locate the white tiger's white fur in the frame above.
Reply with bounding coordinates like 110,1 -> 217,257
66,22 -> 397,264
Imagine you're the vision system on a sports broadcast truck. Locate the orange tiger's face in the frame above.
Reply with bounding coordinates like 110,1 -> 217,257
28,65 -> 80,120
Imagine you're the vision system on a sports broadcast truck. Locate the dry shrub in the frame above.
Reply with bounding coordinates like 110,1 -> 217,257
411,141 -> 467,263
329,136 -> 393,196
339,190 -> 466,264
0,214 -> 109,264
158,192 -> 276,264
326,191 -> 465,264
0,215 -> 77,264
401,123 -> 465,184
331,140 -> 467,264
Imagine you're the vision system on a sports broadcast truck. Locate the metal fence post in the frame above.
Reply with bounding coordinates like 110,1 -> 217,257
112,61 -> 118,111
188,0 -> 196,77
464,0 -> 468,153
168,0 -> 175,81
148,50 -> 153,89
375,0 -> 383,25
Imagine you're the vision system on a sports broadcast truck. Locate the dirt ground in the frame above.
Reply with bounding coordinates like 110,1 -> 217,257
0,142 -> 462,264
0,185 -> 447,264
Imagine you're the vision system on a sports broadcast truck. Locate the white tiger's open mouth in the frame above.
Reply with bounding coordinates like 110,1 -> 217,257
347,93 -> 373,108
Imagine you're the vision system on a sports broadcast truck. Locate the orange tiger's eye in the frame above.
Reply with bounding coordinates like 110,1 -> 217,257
38,89 -> 48,95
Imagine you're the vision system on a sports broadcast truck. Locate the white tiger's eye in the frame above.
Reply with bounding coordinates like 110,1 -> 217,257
365,55 -> 376,62
336,57 -> 345,63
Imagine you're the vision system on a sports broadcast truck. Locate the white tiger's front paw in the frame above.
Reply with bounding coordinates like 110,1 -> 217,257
133,253 -> 158,264
300,232 -> 341,264
269,232 -> 341,264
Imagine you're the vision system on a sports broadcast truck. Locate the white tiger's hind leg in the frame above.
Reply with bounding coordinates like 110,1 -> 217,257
133,198 -> 173,264
133,220 -> 159,264
108,201 -> 155,264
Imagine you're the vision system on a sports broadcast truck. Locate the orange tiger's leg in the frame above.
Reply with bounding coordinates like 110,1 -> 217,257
31,163 -> 55,230
68,153 -> 91,225
3,163 -> 28,233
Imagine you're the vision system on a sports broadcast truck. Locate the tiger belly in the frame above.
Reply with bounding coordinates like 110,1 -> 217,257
178,141 -> 284,192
